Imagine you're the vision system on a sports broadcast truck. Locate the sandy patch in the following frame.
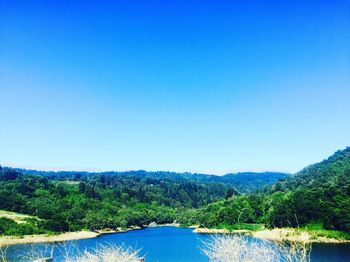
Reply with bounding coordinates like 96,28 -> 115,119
252,228 -> 350,243
0,211 -> 40,224
0,231 -> 99,247
192,226 -> 350,243
194,228 -> 250,234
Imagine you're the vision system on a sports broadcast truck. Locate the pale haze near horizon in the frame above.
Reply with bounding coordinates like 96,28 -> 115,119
0,1 -> 349,175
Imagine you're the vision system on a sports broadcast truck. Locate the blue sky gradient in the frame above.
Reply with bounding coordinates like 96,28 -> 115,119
1,0 -> 349,174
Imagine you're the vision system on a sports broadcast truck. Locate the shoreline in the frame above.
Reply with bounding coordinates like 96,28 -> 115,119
0,223 -> 179,247
192,227 -> 350,244
193,227 -> 250,234
0,231 -> 99,247
1,224 -> 349,247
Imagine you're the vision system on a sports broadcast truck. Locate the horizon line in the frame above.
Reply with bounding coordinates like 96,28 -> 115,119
1,163 -> 291,176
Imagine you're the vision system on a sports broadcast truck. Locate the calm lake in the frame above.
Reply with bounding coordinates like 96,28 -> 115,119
5,226 -> 350,261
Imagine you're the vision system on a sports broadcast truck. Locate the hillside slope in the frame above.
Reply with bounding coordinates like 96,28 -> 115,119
221,172 -> 288,193
195,147 -> 350,233
0,167 -> 234,233
271,147 -> 350,192
268,147 -> 350,231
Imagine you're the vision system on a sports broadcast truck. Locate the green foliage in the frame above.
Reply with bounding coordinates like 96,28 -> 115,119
220,172 -> 289,193
0,168 -> 226,233
299,223 -> 350,240
216,223 -> 265,231
194,147 -> 350,234
0,147 -> 348,237
0,217 -> 48,236
196,194 -> 266,228
176,209 -> 199,227
266,147 -> 350,232
10,168 -> 289,194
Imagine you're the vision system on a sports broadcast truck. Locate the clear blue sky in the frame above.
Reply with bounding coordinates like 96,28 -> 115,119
0,0 -> 349,174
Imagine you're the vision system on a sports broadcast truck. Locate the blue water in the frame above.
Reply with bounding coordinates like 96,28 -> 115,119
5,227 -> 350,261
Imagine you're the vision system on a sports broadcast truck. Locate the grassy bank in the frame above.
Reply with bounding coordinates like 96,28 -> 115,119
215,223 -> 265,231
192,222 -> 350,243
298,223 -> 350,241
0,211 -> 53,237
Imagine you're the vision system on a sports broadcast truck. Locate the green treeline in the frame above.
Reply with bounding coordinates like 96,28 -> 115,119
191,147 -> 350,233
0,217 -> 47,236
9,169 -> 288,194
0,147 -> 349,237
0,167 -> 236,234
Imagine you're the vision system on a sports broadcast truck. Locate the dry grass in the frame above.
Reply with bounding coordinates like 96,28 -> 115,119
201,235 -> 276,262
201,234 -> 311,262
70,243 -> 143,262
1,242 -> 143,262
0,210 -> 39,224
0,231 -> 99,247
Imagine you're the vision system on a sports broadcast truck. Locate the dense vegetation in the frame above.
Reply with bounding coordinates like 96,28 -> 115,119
0,167 -> 239,235
0,217 -> 46,236
11,168 -> 288,194
212,172 -> 289,193
194,147 -> 350,234
0,148 -> 349,237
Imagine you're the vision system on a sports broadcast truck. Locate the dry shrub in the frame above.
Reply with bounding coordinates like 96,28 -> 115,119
201,234 -> 311,262
2,242 -> 143,262
71,243 -> 143,262
0,245 -> 8,262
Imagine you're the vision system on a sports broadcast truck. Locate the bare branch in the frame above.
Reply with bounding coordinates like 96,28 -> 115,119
200,234 -> 311,262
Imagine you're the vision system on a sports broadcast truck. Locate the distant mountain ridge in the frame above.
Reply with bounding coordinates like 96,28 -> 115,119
4,167 -> 289,193
221,172 -> 289,193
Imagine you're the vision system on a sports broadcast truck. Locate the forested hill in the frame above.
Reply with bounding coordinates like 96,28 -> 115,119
220,172 -> 288,193
266,147 -> 350,231
0,166 -> 289,235
195,147 -> 350,233
0,148 -> 348,236
6,168 -> 289,194
270,147 -> 350,193
0,167 -> 234,234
